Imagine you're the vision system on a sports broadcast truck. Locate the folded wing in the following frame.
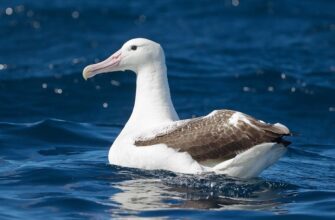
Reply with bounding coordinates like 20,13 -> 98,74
135,110 -> 290,162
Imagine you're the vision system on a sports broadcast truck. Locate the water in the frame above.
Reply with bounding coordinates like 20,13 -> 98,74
0,0 -> 335,219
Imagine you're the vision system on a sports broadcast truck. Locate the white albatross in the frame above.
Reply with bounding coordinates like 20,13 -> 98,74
83,38 -> 291,179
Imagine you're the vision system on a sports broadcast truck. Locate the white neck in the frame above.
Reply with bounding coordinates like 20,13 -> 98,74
124,61 -> 179,131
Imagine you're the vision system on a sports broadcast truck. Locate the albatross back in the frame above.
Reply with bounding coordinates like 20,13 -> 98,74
135,110 -> 290,162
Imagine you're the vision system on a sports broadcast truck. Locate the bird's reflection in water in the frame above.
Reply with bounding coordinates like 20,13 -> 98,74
110,173 -> 294,213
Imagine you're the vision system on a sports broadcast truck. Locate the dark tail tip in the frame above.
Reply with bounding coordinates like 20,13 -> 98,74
274,137 -> 291,147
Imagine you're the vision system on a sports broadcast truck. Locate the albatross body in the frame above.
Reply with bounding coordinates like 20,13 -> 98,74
83,38 -> 290,178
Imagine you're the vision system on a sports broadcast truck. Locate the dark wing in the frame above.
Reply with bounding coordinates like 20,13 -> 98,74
135,110 -> 290,162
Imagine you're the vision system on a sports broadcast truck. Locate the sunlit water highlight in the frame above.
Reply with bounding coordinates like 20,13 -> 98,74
0,0 -> 335,219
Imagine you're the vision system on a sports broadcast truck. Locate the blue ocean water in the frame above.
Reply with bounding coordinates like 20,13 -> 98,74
0,0 -> 335,219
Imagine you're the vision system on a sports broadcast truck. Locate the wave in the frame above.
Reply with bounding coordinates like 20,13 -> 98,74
0,119 -> 114,146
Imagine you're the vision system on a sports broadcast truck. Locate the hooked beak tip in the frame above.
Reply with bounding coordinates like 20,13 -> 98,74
82,66 -> 91,80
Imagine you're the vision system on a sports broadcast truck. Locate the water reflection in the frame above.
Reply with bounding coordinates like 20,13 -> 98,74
110,174 -> 294,212
111,179 -> 176,210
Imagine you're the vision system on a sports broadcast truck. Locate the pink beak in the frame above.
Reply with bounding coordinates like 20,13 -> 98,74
82,50 -> 122,80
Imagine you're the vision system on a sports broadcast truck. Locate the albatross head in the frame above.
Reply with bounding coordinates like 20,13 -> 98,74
83,38 -> 165,80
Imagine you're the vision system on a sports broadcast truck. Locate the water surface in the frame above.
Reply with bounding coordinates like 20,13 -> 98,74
0,0 -> 335,219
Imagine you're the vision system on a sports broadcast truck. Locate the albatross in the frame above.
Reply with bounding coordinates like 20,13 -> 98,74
83,38 -> 291,179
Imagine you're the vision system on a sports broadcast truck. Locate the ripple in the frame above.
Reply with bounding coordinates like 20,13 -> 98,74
1,0 -> 335,219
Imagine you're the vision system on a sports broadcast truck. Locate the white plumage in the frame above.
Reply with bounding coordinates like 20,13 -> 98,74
83,38 -> 290,178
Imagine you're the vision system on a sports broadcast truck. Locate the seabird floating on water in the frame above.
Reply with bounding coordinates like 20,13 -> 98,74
83,38 -> 290,178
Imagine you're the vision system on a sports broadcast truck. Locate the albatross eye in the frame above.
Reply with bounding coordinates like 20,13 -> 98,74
131,45 -> 137,51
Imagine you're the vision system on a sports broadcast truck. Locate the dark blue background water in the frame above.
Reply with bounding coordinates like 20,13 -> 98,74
1,0 -> 335,219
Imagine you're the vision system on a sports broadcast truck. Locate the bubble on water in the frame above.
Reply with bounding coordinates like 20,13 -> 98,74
54,88 -> 63,94
32,21 -> 40,29
291,87 -> 296,93
243,86 -> 256,92
111,80 -> 120,86
232,0 -> 240,7
268,86 -> 274,92
0,64 -> 7,70
103,102 -> 108,108
71,11 -> 80,19
95,85 -> 101,90
135,15 -> 147,25
329,107 -> 335,112
72,58 -> 80,64
243,86 -> 250,92
48,64 -> 54,69
27,10 -> 34,17
5,7 -> 13,16
15,5 -> 25,13
281,73 -> 286,79
42,83 -> 47,89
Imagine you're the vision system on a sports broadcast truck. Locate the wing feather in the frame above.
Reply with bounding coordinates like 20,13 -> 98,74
135,110 -> 290,162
